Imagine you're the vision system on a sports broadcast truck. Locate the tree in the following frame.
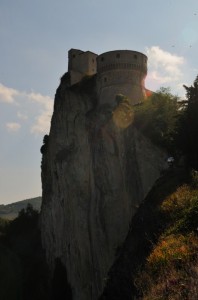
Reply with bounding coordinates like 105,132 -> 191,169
134,87 -> 179,153
176,76 -> 198,170
18,203 -> 39,219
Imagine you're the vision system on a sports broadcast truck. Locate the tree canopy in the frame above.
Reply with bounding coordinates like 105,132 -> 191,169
134,87 -> 179,153
176,76 -> 198,170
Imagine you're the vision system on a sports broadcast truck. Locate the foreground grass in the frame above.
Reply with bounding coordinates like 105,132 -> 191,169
135,173 -> 198,299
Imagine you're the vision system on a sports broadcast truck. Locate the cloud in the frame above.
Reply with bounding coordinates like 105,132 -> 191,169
31,109 -> 52,134
145,46 -> 185,94
0,83 -> 19,104
6,122 -> 21,132
27,92 -> 52,107
0,82 -> 53,135
28,92 -> 53,134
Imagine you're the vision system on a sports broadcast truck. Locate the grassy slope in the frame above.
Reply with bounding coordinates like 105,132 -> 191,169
135,173 -> 198,299
100,168 -> 198,300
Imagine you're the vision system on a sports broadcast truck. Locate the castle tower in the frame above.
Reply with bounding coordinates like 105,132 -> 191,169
96,50 -> 148,105
68,49 -> 98,86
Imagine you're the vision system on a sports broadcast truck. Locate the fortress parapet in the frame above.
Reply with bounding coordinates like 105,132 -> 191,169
97,50 -> 147,74
96,50 -> 148,105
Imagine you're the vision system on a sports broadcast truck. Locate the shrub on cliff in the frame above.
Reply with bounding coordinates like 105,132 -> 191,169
134,87 -> 179,153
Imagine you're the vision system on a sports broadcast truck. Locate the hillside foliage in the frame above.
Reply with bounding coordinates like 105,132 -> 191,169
134,76 -> 198,171
135,177 -> 198,299
176,76 -> 198,170
134,87 -> 179,153
0,204 -> 50,300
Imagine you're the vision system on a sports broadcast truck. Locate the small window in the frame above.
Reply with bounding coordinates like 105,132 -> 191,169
92,58 -> 95,63
101,57 -> 104,62
72,54 -> 76,58
134,54 -> 137,59
116,53 -> 120,58
104,77 -> 107,82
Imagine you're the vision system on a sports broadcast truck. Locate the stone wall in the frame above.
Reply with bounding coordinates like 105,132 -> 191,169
96,50 -> 147,105
97,50 -> 147,73
68,49 -> 98,85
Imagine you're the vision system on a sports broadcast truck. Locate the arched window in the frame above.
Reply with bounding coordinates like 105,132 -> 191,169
116,53 -> 120,58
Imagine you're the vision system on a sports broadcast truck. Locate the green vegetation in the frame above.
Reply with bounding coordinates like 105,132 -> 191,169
0,243 -> 22,300
132,76 -> 198,297
133,75 -> 198,171
0,217 -> 8,235
0,197 -> 42,220
0,205 -> 50,300
135,179 -> 198,299
134,87 -> 179,153
176,76 -> 198,170
40,135 -> 49,155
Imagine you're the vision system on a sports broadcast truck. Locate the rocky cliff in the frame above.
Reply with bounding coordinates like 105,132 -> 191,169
40,74 -> 168,300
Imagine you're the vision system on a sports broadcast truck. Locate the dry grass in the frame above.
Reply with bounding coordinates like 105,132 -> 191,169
135,183 -> 198,299
161,185 -> 197,217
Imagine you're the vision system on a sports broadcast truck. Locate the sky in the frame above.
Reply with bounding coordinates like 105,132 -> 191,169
0,0 -> 198,204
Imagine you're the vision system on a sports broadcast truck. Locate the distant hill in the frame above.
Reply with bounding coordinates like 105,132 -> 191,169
0,197 -> 42,220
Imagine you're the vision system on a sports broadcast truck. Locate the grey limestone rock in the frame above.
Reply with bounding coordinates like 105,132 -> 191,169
40,75 -> 168,300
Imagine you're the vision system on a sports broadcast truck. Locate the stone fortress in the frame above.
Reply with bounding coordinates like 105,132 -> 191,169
68,48 -> 151,105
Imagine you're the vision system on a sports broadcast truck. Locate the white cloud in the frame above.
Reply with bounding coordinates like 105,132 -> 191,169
6,122 -> 21,132
145,46 -> 185,94
27,92 -> 52,107
28,92 -> 53,134
31,109 -> 52,134
0,83 -> 19,103
0,82 -> 53,135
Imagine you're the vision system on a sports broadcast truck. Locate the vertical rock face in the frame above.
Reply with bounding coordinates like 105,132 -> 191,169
40,74 -> 167,300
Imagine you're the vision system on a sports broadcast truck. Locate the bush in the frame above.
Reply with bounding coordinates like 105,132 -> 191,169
135,181 -> 198,299
134,87 -> 179,152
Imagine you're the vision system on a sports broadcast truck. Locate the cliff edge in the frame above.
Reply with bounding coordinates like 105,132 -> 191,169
40,68 -> 168,299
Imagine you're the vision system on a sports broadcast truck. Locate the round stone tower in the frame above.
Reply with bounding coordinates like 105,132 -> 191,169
96,50 -> 147,105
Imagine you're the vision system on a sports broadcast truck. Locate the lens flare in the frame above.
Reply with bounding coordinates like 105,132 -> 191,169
113,98 -> 134,129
